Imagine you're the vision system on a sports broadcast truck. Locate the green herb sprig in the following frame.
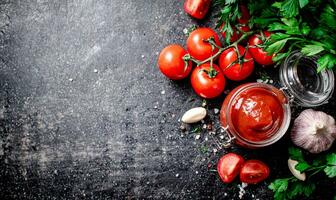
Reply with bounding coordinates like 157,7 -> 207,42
214,0 -> 336,72
268,147 -> 336,200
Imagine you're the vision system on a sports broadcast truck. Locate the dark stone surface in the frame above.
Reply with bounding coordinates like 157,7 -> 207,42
0,1 -> 335,199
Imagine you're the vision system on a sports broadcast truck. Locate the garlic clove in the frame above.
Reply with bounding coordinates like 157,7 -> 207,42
181,107 -> 207,124
291,109 -> 336,154
288,159 -> 306,181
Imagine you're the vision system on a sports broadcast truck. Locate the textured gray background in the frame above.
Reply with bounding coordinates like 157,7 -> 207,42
0,0 -> 335,199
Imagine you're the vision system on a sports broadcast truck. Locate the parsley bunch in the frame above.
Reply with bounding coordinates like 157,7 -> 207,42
268,147 -> 336,200
214,0 -> 336,72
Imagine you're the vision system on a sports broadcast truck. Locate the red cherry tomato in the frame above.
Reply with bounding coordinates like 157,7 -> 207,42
190,63 -> 226,99
219,45 -> 254,81
240,160 -> 270,184
158,44 -> 192,80
248,31 -> 274,66
237,5 -> 250,24
184,0 -> 211,19
217,153 -> 245,183
187,28 -> 222,61
220,24 -> 250,43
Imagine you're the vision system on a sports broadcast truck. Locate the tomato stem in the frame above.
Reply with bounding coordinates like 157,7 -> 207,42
185,32 -> 253,72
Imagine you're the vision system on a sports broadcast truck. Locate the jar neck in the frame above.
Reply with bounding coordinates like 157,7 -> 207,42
279,51 -> 335,107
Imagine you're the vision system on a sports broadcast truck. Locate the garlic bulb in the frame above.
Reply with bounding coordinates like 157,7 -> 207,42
291,109 -> 336,154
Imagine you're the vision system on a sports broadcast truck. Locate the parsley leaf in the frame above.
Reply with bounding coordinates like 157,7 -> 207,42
324,166 -> 336,178
287,181 -> 304,199
317,54 -> 336,72
295,162 -> 311,172
280,0 -> 300,18
288,147 -> 304,161
301,45 -> 324,56
268,178 -> 289,200
324,153 -> 336,178
299,0 -> 309,8
326,153 -> 336,165
269,178 -> 289,193
272,52 -> 290,62
302,182 -> 316,197
265,39 -> 289,54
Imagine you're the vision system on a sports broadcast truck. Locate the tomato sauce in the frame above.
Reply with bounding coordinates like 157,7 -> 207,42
220,83 -> 288,146
230,88 -> 284,142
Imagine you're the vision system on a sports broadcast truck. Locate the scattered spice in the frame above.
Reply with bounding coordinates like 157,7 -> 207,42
195,134 -> 201,140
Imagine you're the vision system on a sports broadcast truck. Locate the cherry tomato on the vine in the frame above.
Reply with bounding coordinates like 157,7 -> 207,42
158,44 -> 192,80
237,5 -> 250,25
219,45 -> 254,81
184,0 -> 211,19
187,28 -> 222,61
248,31 -> 274,66
191,63 -> 226,99
240,160 -> 270,184
217,153 -> 245,183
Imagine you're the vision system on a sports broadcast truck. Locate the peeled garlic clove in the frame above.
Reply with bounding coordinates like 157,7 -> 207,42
291,109 -> 336,154
288,159 -> 306,181
181,107 -> 207,123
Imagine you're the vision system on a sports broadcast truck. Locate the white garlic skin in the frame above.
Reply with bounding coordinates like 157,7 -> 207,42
181,107 -> 207,124
291,109 -> 336,154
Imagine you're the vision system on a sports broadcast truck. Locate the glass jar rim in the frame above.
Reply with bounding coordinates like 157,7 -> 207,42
279,51 -> 334,107
225,83 -> 291,147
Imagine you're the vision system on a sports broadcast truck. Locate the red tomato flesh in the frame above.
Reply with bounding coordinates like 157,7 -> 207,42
217,153 -> 245,183
240,160 -> 270,184
184,0 -> 211,19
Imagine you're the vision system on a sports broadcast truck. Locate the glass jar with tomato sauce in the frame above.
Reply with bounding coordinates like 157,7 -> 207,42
220,51 -> 335,148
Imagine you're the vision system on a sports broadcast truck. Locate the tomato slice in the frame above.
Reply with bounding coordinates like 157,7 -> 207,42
240,160 -> 270,184
217,153 -> 245,183
184,0 -> 211,19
